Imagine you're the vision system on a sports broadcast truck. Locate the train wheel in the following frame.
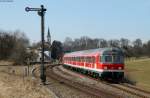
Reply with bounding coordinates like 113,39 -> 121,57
95,73 -> 99,78
85,70 -> 88,75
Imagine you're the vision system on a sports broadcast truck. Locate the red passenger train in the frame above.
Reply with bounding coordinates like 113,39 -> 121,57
63,47 -> 124,80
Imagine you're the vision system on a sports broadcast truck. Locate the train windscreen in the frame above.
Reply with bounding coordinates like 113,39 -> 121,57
100,55 -> 124,64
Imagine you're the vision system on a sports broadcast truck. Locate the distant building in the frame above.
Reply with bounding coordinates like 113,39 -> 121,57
47,27 -> 51,46
28,27 -> 52,62
47,27 -> 51,59
36,50 -> 51,62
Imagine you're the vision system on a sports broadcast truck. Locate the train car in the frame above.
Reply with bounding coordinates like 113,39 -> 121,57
63,47 -> 124,80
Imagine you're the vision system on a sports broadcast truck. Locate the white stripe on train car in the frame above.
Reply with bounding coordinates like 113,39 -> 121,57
64,63 -> 124,72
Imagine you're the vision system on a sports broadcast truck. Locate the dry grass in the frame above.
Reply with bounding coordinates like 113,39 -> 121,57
0,65 -> 54,98
0,60 -> 14,66
125,58 -> 150,91
0,72 -> 54,98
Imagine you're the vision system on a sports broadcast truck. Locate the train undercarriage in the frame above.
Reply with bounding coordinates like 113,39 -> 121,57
63,64 -> 124,81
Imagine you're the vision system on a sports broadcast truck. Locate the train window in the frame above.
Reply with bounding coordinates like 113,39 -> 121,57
81,57 -> 83,62
113,55 -> 120,62
91,57 -> 93,63
75,57 -> 77,61
84,57 -> 86,62
113,55 -> 124,63
88,57 -> 92,63
82,57 -> 86,62
86,57 -> 88,62
88,57 -> 90,63
87,57 -> 90,63
71,57 -> 72,61
80,57 -> 82,62
84,57 -> 87,62
90,57 -> 92,63
100,55 -> 124,63
87,57 -> 89,63
76,57 -> 78,61
105,56 -> 112,62
120,56 -> 124,63
78,57 -> 80,62
83,57 -> 85,62
92,57 -> 95,63
102,55 -> 112,63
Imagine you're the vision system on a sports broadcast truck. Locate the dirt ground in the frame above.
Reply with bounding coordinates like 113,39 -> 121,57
0,64 -> 54,98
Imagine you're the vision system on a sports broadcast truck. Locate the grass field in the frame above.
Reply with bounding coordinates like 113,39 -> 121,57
0,63 -> 54,98
125,58 -> 150,91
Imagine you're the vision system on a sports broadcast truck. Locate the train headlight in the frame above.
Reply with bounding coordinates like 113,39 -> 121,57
104,66 -> 107,70
118,67 -> 122,70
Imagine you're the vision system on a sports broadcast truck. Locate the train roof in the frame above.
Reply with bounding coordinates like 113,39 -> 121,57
64,47 -> 123,57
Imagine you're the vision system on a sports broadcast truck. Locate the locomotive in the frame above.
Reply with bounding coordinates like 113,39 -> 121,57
63,47 -> 124,80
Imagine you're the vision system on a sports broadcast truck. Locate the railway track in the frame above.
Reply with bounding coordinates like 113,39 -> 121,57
105,82 -> 150,98
61,65 -> 150,98
46,65 -> 120,98
32,64 -> 150,98
122,83 -> 150,94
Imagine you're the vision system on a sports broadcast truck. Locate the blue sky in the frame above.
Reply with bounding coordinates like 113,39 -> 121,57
0,0 -> 150,43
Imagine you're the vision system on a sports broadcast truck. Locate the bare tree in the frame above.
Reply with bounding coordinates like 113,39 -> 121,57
0,30 -> 29,64
63,37 -> 73,52
132,39 -> 143,57
62,36 -> 150,58
97,39 -> 108,48
120,38 -> 130,48
51,40 -> 63,60
108,39 -> 120,47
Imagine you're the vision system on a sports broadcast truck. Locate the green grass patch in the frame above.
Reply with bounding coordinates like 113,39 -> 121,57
125,58 -> 150,91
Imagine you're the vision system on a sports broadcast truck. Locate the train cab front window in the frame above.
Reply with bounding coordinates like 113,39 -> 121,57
113,55 -> 121,63
100,55 -> 123,63
105,56 -> 112,63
